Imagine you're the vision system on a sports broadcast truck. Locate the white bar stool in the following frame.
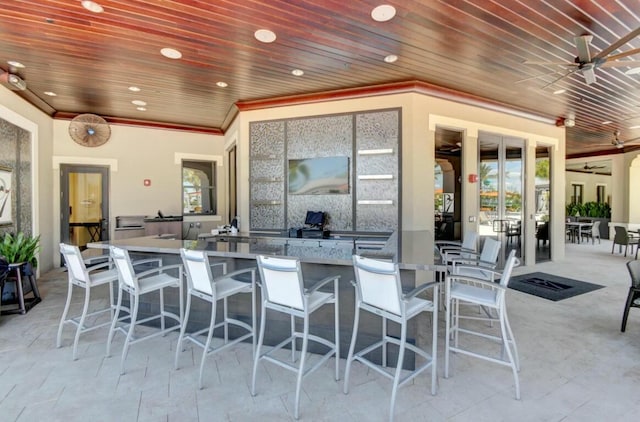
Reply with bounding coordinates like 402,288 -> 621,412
106,246 -> 183,374
174,248 -> 256,389
251,255 -> 340,420
57,243 -> 118,360
344,255 -> 438,422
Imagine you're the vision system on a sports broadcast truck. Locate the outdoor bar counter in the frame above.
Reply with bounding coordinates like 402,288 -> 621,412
87,230 -> 441,364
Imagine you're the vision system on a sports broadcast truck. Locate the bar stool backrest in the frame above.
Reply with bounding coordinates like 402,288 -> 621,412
352,255 -> 403,316
110,246 -> 137,290
60,243 -> 89,283
256,255 -> 304,310
181,249 -> 213,296
479,238 -> 501,263
461,231 -> 478,250
499,250 -> 519,288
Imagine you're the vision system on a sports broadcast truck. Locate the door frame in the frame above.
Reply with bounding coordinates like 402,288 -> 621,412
60,164 -> 110,250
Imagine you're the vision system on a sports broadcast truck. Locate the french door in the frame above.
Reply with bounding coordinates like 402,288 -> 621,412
478,132 -> 524,266
60,165 -> 110,251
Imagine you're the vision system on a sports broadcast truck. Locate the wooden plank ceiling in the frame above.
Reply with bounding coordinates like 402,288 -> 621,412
1,0 -> 640,157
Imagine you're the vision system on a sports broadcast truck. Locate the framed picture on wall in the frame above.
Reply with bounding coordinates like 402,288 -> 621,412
0,165 -> 12,226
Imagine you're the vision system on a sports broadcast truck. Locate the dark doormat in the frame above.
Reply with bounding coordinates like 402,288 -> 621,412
508,272 -> 604,301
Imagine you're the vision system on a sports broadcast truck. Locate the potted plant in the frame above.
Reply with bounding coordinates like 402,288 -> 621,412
0,232 -> 40,274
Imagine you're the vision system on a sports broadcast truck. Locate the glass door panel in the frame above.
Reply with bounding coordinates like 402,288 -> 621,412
479,134 -> 524,266
535,147 -> 551,262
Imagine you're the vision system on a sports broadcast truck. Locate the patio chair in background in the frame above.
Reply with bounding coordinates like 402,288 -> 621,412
581,220 -> 601,244
621,260 -> 640,332
612,226 -> 639,257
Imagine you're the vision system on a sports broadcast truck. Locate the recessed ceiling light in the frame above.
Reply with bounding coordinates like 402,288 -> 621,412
216,81 -> 228,88
625,67 -> 640,75
136,107 -> 147,111
254,29 -> 276,43
384,54 -> 398,63
371,5 -> 396,22
629,125 -> 640,129
291,69 -> 304,76
602,120 -> 613,125
45,17 -> 55,24
128,86 -> 141,92
160,47 -> 182,59
553,89 -> 566,95
44,91 -> 57,96
7,60 -> 25,68
132,100 -> 147,106
81,1 -> 104,13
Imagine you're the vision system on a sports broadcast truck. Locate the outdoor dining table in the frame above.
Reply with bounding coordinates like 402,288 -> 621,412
566,221 -> 593,243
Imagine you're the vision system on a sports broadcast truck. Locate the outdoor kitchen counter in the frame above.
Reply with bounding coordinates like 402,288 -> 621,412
86,230 -> 440,270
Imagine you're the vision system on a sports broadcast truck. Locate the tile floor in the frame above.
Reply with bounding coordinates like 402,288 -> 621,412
1,240 -> 640,421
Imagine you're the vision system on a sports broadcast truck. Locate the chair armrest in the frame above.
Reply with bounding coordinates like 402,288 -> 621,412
451,264 -> 499,281
305,275 -> 341,294
86,261 -> 112,273
132,258 -> 162,267
210,261 -> 227,275
442,248 -> 476,262
435,240 -> 462,249
135,263 -> 183,279
403,281 -> 439,301
446,274 -> 506,291
450,256 -> 496,269
221,267 -> 256,283
83,254 -> 110,265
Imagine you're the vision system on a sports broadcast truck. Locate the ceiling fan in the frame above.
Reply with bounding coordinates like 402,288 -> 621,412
583,162 -> 605,170
610,130 -> 640,149
437,142 -> 461,153
524,27 -> 640,86
68,114 -> 111,147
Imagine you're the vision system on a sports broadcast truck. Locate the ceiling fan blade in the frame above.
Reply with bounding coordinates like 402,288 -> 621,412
523,60 -> 576,66
515,70 -> 565,84
605,48 -> 640,61
601,60 -> 640,68
542,68 -> 577,89
593,27 -> 640,60
622,136 -> 640,145
574,35 -> 593,62
582,67 -> 597,84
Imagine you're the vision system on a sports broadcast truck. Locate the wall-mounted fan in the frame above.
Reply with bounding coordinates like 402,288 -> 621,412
68,114 -> 111,147
524,27 -> 640,85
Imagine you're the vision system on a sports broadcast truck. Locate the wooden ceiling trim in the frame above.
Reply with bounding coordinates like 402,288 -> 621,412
236,79 -> 555,125
53,112 -> 223,135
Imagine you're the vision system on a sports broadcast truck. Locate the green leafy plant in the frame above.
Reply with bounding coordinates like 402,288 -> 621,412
0,232 -> 40,268
566,201 -> 610,218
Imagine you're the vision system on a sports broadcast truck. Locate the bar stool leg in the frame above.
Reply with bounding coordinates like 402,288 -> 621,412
57,282 -> 74,348
72,285 -> 92,360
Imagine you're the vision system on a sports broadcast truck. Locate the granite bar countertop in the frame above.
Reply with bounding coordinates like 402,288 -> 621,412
87,230 -> 440,271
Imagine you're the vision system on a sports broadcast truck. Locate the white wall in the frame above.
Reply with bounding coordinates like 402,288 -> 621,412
564,172 -> 612,202
0,85 -> 54,272
51,120 -> 225,265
